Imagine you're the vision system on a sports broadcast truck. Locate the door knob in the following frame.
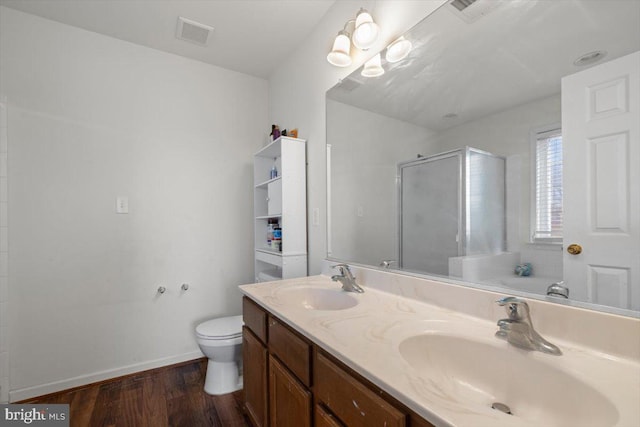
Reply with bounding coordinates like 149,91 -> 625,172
567,244 -> 582,255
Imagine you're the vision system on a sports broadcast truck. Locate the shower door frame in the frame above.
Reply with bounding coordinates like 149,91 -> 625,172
396,149 -> 464,271
397,146 -> 506,271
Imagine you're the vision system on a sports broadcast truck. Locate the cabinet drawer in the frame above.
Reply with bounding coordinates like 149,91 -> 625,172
243,297 -> 267,344
315,404 -> 345,427
315,352 -> 406,427
268,316 -> 311,386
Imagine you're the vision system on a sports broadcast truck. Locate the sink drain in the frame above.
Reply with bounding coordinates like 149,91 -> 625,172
491,402 -> 512,415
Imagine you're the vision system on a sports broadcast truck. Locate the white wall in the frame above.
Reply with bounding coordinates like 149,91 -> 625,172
0,100 -> 8,403
424,95 -> 563,282
269,0 -> 447,274
327,100 -> 434,266
0,7 -> 268,400
431,94 -> 562,250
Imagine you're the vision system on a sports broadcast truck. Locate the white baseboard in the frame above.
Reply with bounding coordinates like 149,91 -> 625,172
9,350 -> 204,402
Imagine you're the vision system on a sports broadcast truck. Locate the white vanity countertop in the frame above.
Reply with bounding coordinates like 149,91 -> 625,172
239,273 -> 640,427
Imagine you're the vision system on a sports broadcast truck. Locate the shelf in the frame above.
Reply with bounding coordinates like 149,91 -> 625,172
256,215 -> 282,220
257,269 -> 282,282
255,176 -> 282,189
254,135 -> 307,280
256,248 -> 282,256
255,136 -> 306,158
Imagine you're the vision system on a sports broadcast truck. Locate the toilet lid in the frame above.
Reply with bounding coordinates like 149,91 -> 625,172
196,315 -> 243,339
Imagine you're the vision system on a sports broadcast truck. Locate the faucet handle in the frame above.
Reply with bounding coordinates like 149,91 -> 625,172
496,296 -> 524,306
379,260 -> 395,269
496,296 -> 530,321
331,263 -> 350,275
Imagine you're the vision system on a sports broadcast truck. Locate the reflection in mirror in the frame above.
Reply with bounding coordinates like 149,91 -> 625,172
326,0 -> 640,315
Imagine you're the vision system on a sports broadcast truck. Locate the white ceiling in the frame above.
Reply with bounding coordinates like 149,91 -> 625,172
0,0 -> 336,78
328,0 -> 640,131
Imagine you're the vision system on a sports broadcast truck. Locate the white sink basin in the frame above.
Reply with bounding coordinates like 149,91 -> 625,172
399,333 -> 619,427
278,287 -> 358,311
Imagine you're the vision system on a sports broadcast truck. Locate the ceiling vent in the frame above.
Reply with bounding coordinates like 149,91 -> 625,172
176,17 -> 214,46
338,76 -> 365,92
450,0 -> 477,11
448,0 -> 502,23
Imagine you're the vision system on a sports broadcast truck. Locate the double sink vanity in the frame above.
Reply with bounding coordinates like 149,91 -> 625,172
239,263 -> 640,427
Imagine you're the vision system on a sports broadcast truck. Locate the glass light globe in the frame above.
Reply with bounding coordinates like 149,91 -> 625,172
361,53 -> 384,77
352,9 -> 379,50
385,37 -> 412,63
327,31 -> 352,67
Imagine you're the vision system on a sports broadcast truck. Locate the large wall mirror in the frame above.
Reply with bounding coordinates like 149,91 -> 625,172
326,0 -> 640,316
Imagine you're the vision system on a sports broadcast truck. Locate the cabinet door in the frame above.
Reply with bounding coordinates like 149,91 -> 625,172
269,355 -> 311,427
267,180 -> 282,216
243,328 -> 268,427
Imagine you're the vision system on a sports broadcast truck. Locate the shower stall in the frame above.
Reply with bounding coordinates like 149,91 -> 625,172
398,147 -> 506,275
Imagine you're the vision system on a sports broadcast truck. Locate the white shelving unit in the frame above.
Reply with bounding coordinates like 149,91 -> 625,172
254,136 -> 307,281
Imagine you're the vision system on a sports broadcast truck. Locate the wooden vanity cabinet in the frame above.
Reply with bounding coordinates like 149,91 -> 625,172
243,297 -> 313,427
242,296 -> 435,427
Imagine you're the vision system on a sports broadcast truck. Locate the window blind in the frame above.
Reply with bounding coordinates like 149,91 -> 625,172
534,129 -> 563,241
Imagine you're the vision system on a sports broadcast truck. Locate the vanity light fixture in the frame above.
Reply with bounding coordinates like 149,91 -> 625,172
385,37 -> 412,63
327,8 -> 380,67
361,53 -> 385,77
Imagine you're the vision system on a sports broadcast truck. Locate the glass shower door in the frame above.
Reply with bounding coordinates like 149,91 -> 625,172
398,152 -> 461,275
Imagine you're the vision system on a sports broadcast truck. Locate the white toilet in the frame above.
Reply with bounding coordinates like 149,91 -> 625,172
195,315 -> 243,395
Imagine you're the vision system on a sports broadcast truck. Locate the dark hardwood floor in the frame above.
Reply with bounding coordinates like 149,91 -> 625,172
21,359 -> 250,427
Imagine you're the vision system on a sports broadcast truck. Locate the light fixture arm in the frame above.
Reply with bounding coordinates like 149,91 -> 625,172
342,19 -> 356,33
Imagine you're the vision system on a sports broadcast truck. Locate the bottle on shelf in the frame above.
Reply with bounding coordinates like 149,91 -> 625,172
272,227 -> 282,252
266,218 -> 278,248
270,158 -> 278,180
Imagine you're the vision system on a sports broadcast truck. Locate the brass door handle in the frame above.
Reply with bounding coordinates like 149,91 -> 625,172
567,244 -> 582,255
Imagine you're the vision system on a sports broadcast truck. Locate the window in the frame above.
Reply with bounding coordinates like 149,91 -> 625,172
532,127 -> 563,243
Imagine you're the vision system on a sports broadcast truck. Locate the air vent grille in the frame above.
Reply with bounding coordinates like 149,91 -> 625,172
451,0 -> 477,12
176,17 -> 214,46
448,0 -> 502,23
338,77 -> 364,92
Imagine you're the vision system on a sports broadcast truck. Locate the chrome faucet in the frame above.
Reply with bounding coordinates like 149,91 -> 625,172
495,296 -> 562,355
547,281 -> 569,298
379,260 -> 396,269
331,264 -> 364,293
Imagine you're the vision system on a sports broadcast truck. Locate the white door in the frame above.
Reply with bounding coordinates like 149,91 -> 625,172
562,51 -> 640,310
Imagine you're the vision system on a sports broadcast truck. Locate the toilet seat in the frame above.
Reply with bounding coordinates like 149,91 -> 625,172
196,315 -> 243,340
